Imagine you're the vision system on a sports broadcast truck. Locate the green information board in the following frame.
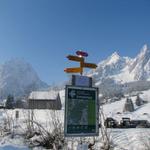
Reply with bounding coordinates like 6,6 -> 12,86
64,85 -> 99,137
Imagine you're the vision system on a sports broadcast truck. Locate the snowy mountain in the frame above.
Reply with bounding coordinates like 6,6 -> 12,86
0,59 -> 48,99
129,44 -> 150,80
88,44 -> 150,85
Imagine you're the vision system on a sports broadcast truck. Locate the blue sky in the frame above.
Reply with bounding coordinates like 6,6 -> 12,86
0,0 -> 150,84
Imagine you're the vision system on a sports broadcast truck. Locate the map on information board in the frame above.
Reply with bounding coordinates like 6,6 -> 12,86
64,85 -> 99,137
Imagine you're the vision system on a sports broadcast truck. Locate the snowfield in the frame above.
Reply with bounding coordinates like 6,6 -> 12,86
110,129 -> 150,150
0,90 -> 150,149
103,90 -> 150,122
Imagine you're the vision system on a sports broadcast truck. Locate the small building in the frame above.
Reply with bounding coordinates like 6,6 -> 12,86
28,90 -> 62,110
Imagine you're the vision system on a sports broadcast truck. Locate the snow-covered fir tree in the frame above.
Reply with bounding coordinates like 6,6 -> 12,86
123,97 -> 134,112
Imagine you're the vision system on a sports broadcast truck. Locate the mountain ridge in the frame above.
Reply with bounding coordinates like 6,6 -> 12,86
88,44 -> 150,85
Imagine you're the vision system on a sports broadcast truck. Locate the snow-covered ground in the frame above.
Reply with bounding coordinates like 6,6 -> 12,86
0,109 -> 29,150
0,90 -> 150,149
109,129 -> 150,150
102,90 -> 150,122
0,109 -> 64,150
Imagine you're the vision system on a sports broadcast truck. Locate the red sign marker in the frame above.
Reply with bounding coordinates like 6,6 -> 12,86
76,50 -> 88,57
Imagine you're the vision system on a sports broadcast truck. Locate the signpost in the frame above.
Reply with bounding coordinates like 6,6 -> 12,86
67,55 -> 84,62
64,50 -> 99,148
15,110 -> 19,119
64,67 -> 82,73
82,62 -> 97,69
64,51 -> 97,75
64,85 -> 99,137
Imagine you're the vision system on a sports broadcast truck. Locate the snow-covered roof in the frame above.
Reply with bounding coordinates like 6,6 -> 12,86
28,90 -> 59,100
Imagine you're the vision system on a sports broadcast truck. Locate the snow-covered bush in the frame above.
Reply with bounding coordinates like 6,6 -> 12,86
0,109 -> 17,139
24,110 -> 66,149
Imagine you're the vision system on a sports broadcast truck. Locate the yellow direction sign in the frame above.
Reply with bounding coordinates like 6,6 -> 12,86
67,55 -> 84,62
64,51 -> 97,75
64,67 -> 83,73
82,62 -> 97,69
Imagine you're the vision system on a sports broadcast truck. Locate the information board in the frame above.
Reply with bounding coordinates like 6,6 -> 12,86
64,85 -> 99,137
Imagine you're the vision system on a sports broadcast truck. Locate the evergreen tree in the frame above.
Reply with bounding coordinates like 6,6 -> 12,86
135,95 -> 143,106
15,99 -> 26,108
123,97 -> 134,112
5,94 -> 14,109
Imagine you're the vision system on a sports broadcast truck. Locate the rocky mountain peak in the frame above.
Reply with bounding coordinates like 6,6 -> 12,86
129,44 -> 150,79
136,44 -> 150,60
89,44 -> 150,84
111,51 -> 120,58
0,58 -> 48,99
106,51 -> 120,65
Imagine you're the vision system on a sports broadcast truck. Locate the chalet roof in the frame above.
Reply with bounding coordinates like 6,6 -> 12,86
28,90 -> 59,100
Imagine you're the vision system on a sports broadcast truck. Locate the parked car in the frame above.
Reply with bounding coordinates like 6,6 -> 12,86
130,120 -> 150,128
104,117 -> 118,128
119,118 -> 132,128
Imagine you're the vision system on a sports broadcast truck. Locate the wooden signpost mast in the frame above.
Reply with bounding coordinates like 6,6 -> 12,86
64,51 -> 99,149
64,50 -> 97,75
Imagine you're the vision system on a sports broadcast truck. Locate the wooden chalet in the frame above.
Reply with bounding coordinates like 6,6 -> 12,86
28,90 -> 62,110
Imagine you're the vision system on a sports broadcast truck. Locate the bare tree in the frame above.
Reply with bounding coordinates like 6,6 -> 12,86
99,106 -> 114,150
2,109 -> 16,138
